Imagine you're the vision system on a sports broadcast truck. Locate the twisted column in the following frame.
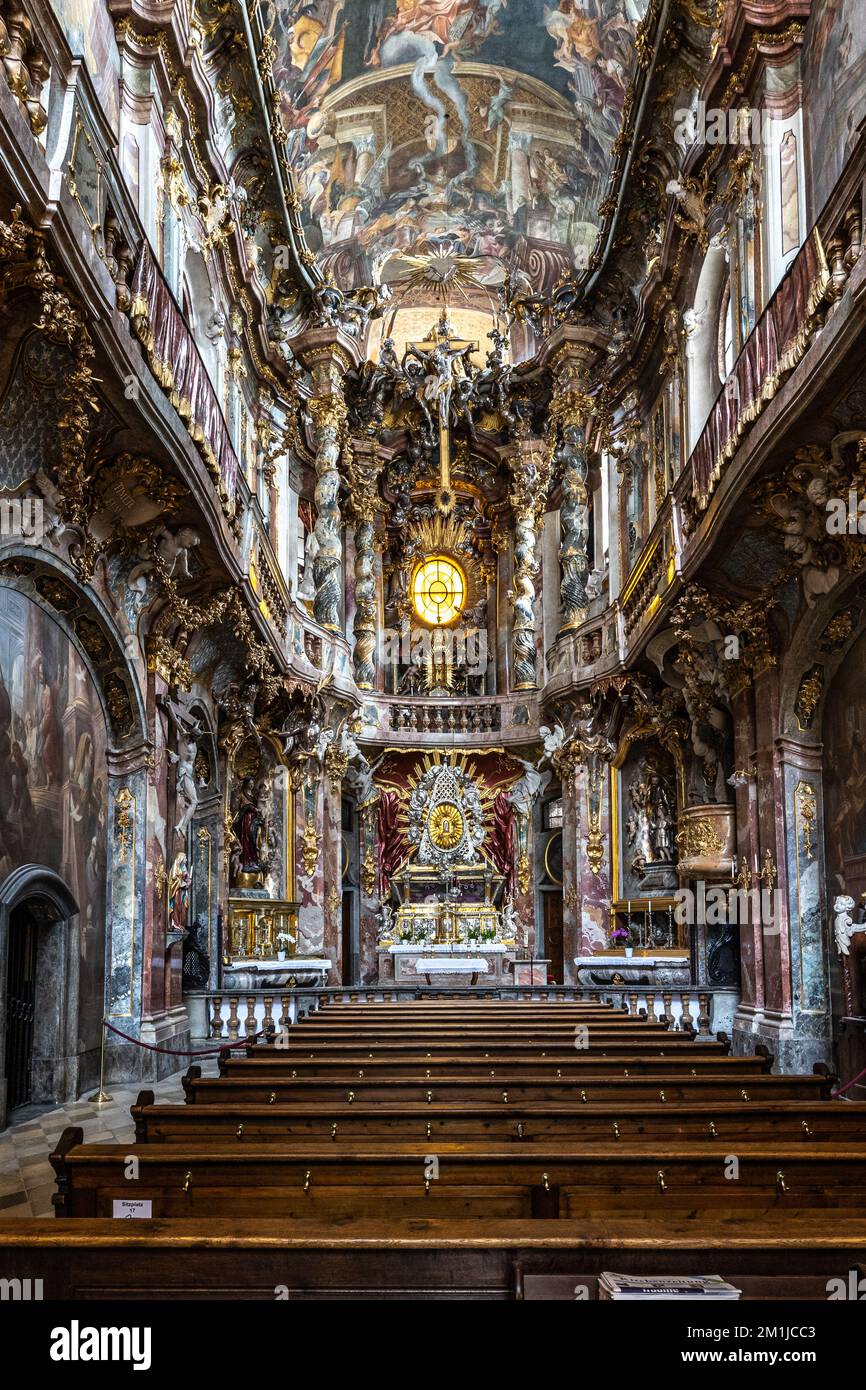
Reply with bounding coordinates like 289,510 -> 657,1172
308,390 -> 347,632
506,436 -> 550,692
558,422 -> 590,633
542,332 -> 609,638
346,439 -> 384,691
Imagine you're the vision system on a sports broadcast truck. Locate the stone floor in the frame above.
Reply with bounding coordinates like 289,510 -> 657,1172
0,1059 -> 219,1217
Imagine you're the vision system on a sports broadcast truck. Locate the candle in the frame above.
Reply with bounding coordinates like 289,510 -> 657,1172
731,854 -> 737,882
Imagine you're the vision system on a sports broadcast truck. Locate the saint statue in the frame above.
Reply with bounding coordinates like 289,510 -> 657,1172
168,852 -> 191,937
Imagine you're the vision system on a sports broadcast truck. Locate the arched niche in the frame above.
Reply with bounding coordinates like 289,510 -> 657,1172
0,865 -> 80,1130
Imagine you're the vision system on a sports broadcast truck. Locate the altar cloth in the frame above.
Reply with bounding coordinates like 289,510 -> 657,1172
414,958 -> 489,974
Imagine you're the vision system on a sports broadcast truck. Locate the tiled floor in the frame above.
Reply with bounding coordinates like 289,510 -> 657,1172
0,1060 -> 219,1217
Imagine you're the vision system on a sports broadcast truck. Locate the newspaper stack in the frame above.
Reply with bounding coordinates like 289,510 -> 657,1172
599,1272 -> 741,1300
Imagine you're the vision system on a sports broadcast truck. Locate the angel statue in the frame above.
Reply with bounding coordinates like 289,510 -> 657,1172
500,895 -> 525,946
377,901 -> 395,946
539,724 -> 567,762
834,895 -> 858,956
508,756 -> 552,819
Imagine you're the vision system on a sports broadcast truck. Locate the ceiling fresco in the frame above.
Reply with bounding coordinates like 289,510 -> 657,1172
266,0 -> 651,294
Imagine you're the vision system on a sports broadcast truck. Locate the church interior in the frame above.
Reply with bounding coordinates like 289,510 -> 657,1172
1,0 -> 866,1311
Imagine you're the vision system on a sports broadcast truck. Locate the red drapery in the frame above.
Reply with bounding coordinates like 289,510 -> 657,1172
376,789 -> 408,900
130,242 -> 239,507
487,790 -> 516,898
690,229 -> 829,509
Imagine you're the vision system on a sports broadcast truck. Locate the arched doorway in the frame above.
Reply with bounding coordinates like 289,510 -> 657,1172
0,865 -> 79,1129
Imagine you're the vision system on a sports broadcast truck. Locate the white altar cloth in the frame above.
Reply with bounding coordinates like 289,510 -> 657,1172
414,958 -> 489,974
389,942 -> 506,955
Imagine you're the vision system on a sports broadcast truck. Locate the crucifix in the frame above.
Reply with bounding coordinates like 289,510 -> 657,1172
410,310 -> 476,508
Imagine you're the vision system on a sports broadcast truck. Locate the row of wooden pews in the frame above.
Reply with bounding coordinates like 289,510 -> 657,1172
32,997 -> 866,1296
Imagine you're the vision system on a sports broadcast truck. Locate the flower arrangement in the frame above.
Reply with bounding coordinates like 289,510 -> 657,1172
610,924 -> 631,947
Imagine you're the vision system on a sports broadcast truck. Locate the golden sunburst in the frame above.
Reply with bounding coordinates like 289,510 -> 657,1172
427,801 -> 465,850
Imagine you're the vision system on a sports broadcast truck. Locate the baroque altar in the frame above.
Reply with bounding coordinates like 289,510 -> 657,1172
376,755 -> 523,984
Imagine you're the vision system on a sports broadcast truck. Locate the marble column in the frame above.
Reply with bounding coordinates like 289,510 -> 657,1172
753,664 -> 791,1023
103,752 -> 151,1083
731,685 -> 765,1029
574,741 -> 614,981
505,435 -> 550,692
296,330 -> 360,634
358,796 -> 380,984
777,735 -> 832,1070
322,764 -> 343,984
561,760 -> 580,981
347,439 -> 384,691
295,771 -> 324,958
558,422 -> 591,635
556,737 -> 613,982
309,390 -> 346,633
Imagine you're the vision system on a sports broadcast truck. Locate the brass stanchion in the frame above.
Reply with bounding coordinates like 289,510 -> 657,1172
88,1017 -> 113,1104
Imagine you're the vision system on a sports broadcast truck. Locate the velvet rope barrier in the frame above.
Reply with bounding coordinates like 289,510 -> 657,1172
100,1018 -> 267,1057
831,1065 -> 866,1098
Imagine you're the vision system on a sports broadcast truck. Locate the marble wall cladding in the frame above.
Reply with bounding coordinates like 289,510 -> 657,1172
732,687 -> 763,1014
358,805 -> 379,985
193,807 -> 221,989
322,781 -> 342,982
577,761 -> 613,960
105,769 -> 146,1032
296,780 -> 324,957
783,757 -> 831,1036
561,772 -> 579,974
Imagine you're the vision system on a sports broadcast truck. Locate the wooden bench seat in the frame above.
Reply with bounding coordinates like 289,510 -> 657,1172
131,1094 -> 866,1145
183,1067 -> 831,1105
50,1128 -> 866,1220
215,1051 -> 764,1083
247,1034 -> 703,1058
3,1215 -> 864,1300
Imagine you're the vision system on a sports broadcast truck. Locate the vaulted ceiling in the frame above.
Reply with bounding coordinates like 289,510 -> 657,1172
254,0 -> 660,302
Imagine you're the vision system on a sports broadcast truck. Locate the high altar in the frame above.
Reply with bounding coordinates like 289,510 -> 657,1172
376,760 -> 522,985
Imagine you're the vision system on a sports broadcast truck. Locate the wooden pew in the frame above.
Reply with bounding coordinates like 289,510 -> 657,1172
182,1066 -> 832,1106
3,1215 -> 865,1300
240,1034 -> 700,1050
50,1127 -> 866,1220
214,1051 -> 764,1083
132,1094 -> 866,1146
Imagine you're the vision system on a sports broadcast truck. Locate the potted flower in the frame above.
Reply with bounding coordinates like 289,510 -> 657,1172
610,924 -> 632,957
275,931 -> 294,962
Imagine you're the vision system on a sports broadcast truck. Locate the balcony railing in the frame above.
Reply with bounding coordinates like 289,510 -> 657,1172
685,228 -> 832,514
131,241 -> 240,510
